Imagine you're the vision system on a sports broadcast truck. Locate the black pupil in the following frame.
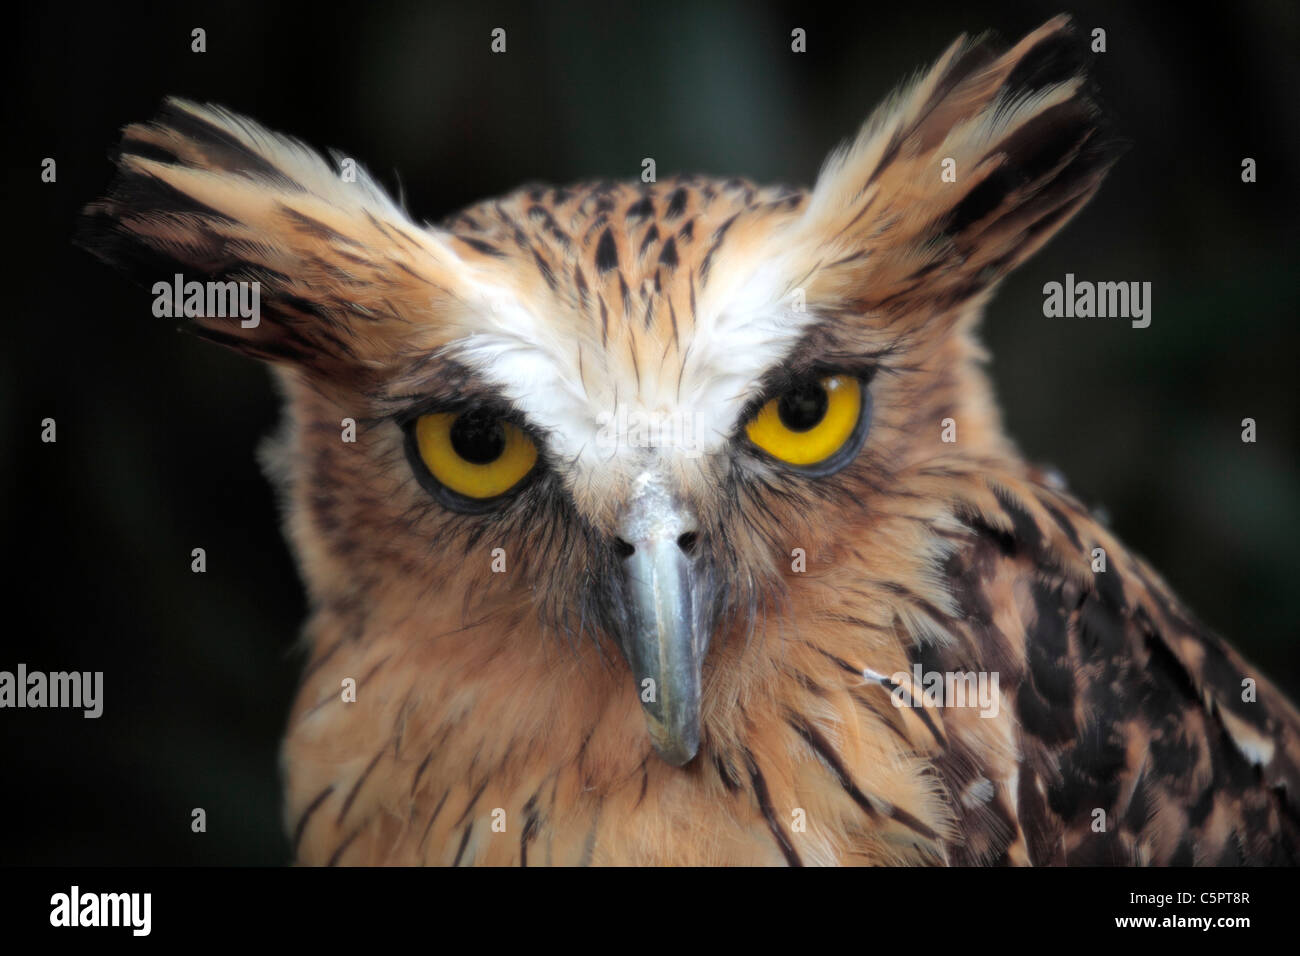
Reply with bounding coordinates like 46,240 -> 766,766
450,411 -> 506,464
777,381 -> 829,432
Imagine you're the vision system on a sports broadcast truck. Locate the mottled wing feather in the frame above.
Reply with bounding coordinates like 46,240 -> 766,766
934,470 -> 1300,864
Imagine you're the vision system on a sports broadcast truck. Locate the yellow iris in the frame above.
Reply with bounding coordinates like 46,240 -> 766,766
414,412 -> 538,499
745,374 -> 862,466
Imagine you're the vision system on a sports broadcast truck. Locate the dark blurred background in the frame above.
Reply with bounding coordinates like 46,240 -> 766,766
4,0 -> 1297,864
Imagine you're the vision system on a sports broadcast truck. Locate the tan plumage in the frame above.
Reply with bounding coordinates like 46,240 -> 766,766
81,16 -> 1299,865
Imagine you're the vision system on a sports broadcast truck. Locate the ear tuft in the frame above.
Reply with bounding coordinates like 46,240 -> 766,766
78,98 -> 483,386
797,15 -> 1125,326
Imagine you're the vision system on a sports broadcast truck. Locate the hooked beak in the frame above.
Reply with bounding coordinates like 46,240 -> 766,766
615,473 -> 707,766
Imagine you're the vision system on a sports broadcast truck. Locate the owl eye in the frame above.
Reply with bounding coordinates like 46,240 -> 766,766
744,374 -> 869,472
408,408 -> 538,507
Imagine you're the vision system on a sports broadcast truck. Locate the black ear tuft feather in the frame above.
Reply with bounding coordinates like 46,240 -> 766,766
1003,25 -> 1087,94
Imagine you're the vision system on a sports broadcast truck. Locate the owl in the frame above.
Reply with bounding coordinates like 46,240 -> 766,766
81,15 -> 1299,865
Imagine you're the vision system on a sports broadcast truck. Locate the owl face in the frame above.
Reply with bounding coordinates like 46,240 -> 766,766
270,175 -> 999,767
81,15 -> 1118,769
270,179 -> 842,764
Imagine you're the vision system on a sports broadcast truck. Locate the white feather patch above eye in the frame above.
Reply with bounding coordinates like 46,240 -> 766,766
448,292 -> 597,459
449,291 -> 817,476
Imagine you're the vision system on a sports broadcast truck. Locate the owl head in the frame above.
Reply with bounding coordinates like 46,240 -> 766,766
80,16 -> 1118,766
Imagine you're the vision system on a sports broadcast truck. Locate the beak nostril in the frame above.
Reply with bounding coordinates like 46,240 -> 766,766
676,531 -> 699,556
613,538 -> 636,560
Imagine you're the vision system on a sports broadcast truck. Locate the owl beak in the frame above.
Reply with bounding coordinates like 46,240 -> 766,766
616,473 -> 706,767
